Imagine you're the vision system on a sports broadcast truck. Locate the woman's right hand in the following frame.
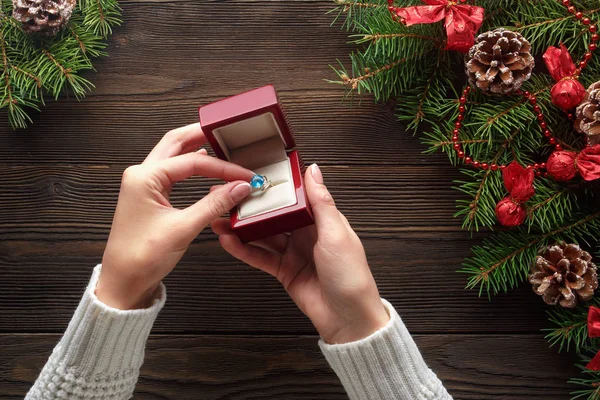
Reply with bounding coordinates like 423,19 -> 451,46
211,164 -> 389,344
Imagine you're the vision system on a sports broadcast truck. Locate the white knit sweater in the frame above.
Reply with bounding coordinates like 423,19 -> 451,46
26,266 -> 452,400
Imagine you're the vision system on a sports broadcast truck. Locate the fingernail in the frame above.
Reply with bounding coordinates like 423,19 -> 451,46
231,182 -> 252,203
311,164 -> 323,184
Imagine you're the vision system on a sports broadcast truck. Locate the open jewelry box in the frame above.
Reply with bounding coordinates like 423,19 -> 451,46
199,85 -> 314,242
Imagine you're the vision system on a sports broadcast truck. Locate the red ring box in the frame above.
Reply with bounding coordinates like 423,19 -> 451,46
199,85 -> 314,243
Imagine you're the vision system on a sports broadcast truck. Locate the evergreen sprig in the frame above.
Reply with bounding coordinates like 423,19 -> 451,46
0,0 -> 121,128
330,2 -> 600,396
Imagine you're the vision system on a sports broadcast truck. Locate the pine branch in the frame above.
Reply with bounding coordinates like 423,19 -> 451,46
1,0 -> 120,128
461,211 -> 600,296
570,352 -> 600,400
546,298 -> 600,353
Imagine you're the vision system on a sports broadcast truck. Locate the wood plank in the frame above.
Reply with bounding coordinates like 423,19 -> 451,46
0,239 -> 553,334
0,333 -> 578,400
0,165 -> 467,242
0,0 -> 445,166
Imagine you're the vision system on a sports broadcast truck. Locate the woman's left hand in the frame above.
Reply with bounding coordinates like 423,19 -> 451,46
97,123 -> 254,310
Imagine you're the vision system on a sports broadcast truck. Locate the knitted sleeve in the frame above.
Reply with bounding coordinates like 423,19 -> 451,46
25,265 -> 165,400
319,299 -> 452,400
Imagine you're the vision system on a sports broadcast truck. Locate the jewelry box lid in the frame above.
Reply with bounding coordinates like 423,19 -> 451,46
199,85 -> 296,161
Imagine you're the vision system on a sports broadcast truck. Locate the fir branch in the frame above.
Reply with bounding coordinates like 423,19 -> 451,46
570,352 -> 600,400
545,298 -> 600,353
461,211 -> 600,296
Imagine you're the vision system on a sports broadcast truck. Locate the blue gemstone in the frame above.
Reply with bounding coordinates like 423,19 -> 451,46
250,175 -> 265,189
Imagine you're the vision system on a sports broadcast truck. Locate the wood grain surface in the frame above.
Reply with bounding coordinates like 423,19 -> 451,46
0,0 -> 578,399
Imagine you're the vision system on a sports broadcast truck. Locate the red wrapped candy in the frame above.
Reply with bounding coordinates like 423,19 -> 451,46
547,145 -> 600,182
543,44 -> 586,111
546,151 -> 578,181
495,197 -> 527,227
495,161 -> 535,227
550,79 -> 587,112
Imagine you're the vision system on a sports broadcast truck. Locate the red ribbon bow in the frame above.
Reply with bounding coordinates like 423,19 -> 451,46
543,44 -> 586,111
494,161 -> 535,227
389,0 -> 484,53
585,306 -> 600,370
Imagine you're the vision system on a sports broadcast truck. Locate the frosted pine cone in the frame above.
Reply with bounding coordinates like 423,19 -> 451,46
529,242 -> 598,308
465,28 -> 534,95
12,0 -> 76,36
575,81 -> 600,146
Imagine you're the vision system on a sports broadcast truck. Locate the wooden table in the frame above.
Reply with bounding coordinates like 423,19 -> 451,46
0,1 -> 580,399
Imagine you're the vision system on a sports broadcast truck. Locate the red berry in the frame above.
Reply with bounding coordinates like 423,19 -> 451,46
473,161 -> 480,168
529,96 -> 537,104
549,138 -> 557,145
540,122 -> 547,129
590,43 -> 598,51
593,34 -> 599,42
575,12 -> 583,19
544,130 -> 552,137
537,113 -> 545,121
491,164 -> 498,171
460,96 -> 467,104
590,25 -> 598,34
455,122 -> 462,129
580,60 -> 588,69
523,91 -> 531,98
583,18 -> 591,25
457,114 -> 464,121
481,163 -> 489,170
465,157 -> 472,164
562,0 -> 570,5
555,144 -> 563,151
458,151 -> 465,158
533,105 -> 541,113
454,143 -> 461,150
568,6 -> 576,13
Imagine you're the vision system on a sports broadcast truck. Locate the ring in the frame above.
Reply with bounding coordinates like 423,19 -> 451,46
250,174 -> 271,192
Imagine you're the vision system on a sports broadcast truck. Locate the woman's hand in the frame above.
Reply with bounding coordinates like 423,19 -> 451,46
212,164 -> 389,344
97,123 -> 254,310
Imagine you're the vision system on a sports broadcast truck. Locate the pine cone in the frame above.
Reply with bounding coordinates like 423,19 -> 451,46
12,0 -> 76,36
465,28 -> 534,95
529,242 -> 598,308
575,81 -> 600,146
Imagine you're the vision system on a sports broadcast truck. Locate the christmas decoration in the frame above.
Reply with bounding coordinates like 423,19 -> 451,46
585,306 -> 600,370
544,44 -> 587,111
12,0 -> 76,36
387,0 -> 484,53
547,145 -> 600,182
0,0 -> 121,128
495,161 -> 535,227
466,29 -> 534,95
331,0 -> 600,396
529,242 -> 597,308
575,81 -> 600,145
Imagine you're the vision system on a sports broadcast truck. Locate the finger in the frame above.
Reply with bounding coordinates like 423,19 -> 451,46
144,123 -> 207,163
219,234 -> 282,278
212,218 -> 288,254
210,184 -> 224,193
155,152 -> 254,185
211,218 -> 233,235
182,181 -> 252,231
304,164 -> 346,238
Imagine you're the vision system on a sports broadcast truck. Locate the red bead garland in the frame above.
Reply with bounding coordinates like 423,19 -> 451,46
450,87 -> 552,176
450,0 -> 599,178
560,0 -> 599,74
